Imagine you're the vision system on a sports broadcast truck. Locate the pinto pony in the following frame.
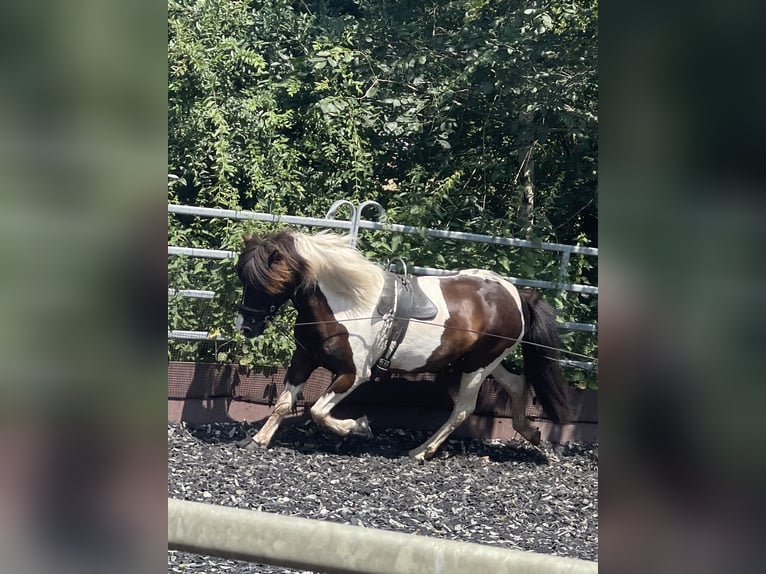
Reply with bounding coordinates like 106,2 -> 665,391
235,230 -> 569,461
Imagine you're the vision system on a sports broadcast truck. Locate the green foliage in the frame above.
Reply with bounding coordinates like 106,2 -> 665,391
168,0 -> 598,388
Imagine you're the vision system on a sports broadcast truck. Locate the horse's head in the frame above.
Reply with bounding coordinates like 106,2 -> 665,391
234,231 -> 308,338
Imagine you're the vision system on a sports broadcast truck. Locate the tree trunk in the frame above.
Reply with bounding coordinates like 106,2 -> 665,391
520,144 -> 536,239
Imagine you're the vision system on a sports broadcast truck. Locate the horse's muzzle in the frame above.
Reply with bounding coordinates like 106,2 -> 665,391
240,322 -> 266,339
236,313 -> 267,338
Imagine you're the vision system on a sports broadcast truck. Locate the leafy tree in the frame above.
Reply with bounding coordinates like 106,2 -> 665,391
168,0 -> 598,387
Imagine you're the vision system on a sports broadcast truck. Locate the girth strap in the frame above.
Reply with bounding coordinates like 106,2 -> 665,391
371,272 -> 437,381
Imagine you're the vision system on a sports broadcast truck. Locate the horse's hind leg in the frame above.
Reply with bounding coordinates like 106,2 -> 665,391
309,374 -> 372,438
408,367 -> 489,462
491,364 -> 540,445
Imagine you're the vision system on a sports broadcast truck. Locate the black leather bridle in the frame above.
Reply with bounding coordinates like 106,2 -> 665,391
238,286 -> 280,323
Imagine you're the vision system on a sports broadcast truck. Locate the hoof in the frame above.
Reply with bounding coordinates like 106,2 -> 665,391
519,427 -> 541,446
235,436 -> 253,448
353,415 -> 374,439
408,448 -> 430,463
237,437 -> 266,450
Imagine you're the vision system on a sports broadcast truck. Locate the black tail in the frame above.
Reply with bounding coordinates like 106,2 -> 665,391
519,290 -> 571,424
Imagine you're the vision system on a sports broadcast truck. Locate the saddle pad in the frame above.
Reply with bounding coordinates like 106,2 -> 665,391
376,272 -> 438,320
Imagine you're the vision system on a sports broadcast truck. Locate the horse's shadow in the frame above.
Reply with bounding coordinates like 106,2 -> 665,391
185,418 -> 551,465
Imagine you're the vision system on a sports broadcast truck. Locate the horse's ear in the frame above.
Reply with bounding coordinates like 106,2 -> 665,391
241,233 -> 251,243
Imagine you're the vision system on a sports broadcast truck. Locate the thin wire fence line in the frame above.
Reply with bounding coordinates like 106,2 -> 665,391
256,316 -> 599,365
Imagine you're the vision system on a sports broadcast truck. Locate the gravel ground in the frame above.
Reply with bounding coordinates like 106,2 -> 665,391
168,421 -> 598,573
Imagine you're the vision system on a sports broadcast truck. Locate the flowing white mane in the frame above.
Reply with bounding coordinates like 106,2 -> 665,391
292,231 -> 385,309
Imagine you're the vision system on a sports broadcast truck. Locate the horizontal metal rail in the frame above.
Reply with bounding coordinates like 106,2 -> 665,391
168,330 -> 225,341
167,289 -> 595,333
356,219 -> 599,256
168,289 -> 216,299
168,498 -> 597,574
168,204 -> 354,230
409,265 -> 598,295
559,359 -> 598,371
559,322 -> 597,333
167,246 -> 598,295
168,246 -> 233,259
169,204 -> 598,256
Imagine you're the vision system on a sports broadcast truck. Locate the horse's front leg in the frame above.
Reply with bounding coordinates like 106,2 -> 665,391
242,354 -> 316,450
309,373 -> 372,438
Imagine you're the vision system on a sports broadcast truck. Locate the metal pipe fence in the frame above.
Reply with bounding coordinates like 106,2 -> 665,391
168,201 -> 598,370
168,498 -> 598,574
